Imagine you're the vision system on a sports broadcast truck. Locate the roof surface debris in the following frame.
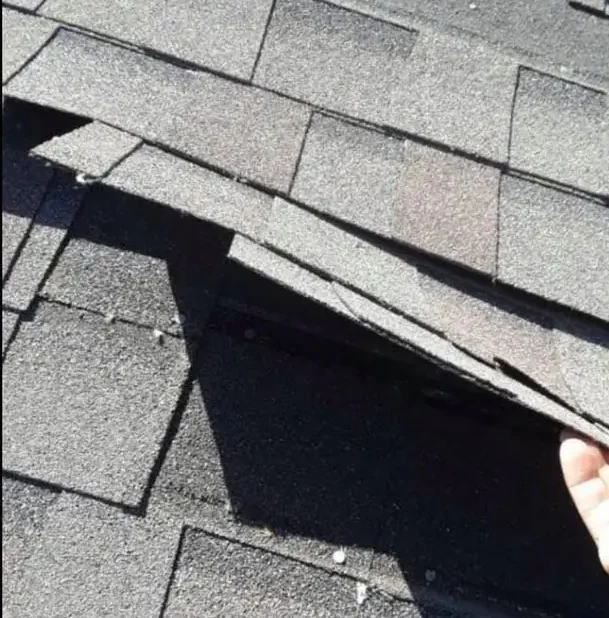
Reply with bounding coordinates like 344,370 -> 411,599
3,0 -> 609,616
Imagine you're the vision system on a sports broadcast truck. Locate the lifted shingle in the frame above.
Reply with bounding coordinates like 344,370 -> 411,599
510,68 -> 608,195
32,121 -> 141,178
40,0 -> 273,80
5,29 -> 310,191
498,175 -> 609,321
2,8 -> 57,83
2,301 -> 190,507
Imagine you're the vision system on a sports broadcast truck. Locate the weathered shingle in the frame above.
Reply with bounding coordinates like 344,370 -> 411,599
4,493 -> 180,618
105,145 -> 272,239
32,121 -> 141,178
291,113 -> 403,236
510,68 -> 608,195
2,301 -> 189,507
2,8 -> 57,83
40,0 -> 273,79
498,175 -> 609,321
393,142 -> 499,274
255,0 -> 418,125
5,29 -> 310,191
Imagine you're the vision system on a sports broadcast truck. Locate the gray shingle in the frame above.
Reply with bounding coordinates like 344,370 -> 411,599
393,31 -> 518,161
43,187 -> 232,334
4,493 -> 180,618
2,301 -> 190,507
2,478 -> 58,604
291,113 -> 403,236
3,174 -> 85,311
2,8 -> 56,83
255,0 -> 418,125
498,175 -> 609,321
32,121 -> 141,178
5,0 -> 43,9
555,321 -> 609,425
510,68 -> 609,195
393,142 -> 499,274
2,310 -> 19,355
263,199 -> 425,322
2,146 -> 53,278
5,29 -> 310,191
104,145 -> 272,239
41,0 -> 273,79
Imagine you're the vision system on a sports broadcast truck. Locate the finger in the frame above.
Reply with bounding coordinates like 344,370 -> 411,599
559,430 -> 607,489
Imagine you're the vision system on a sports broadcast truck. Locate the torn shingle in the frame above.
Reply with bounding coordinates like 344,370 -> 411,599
2,146 -> 53,278
43,188 -> 232,334
393,142 -> 499,275
555,320 -> 609,425
5,29 -> 310,191
4,493 -> 180,618
498,175 -> 609,321
263,199 -> 425,322
40,0 -> 274,80
105,145 -> 271,239
3,174 -> 85,311
32,121 -> 141,178
510,68 -> 608,195
291,113 -> 403,236
394,30 -> 518,161
2,8 -> 57,83
2,310 -> 19,355
2,301 -> 189,507
2,478 -> 58,604
255,0 -> 418,126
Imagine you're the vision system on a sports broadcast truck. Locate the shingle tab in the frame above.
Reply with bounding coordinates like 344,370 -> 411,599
43,187 -> 232,333
32,121 -> 141,178
255,0 -> 418,123
5,29 -> 310,191
2,8 -> 56,83
105,146 -> 272,239
291,114 -> 402,236
4,493 -> 180,618
2,301 -> 189,507
498,175 -> 609,321
3,174 -> 85,311
41,0 -> 273,79
510,68 -> 609,195
263,199 -> 425,321
393,142 -> 499,274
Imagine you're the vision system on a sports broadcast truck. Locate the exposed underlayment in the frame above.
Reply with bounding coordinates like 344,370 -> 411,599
3,1 -> 609,616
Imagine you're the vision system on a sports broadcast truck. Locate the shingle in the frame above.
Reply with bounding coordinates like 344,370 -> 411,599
32,121 -> 141,178
2,301 -> 189,507
393,31 -> 518,161
263,199 -> 425,321
6,0 -> 43,9
255,0 -> 418,127
2,478 -> 58,603
41,0 -> 273,79
2,8 -> 56,83
5,29 -> 310,191
43,187 -> 232,334
392,142 -> 499,274
291,114 -> 403,236
2,310 -> 19,355
555,321 -> 609,425
105,145 -> 272,239
498,175 -> 609,321
2,146 -> 53,278
510,67 -> 609,195
3,174 -> 85,311
228,235 -> 353,319
419,273 -> 573,403
4,493 -> 180,618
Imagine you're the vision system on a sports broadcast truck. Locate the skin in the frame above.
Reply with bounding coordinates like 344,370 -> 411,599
559,430 -> 609,575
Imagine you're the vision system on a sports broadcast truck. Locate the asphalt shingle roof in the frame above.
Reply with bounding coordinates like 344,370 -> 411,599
3,0 -> 609,615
